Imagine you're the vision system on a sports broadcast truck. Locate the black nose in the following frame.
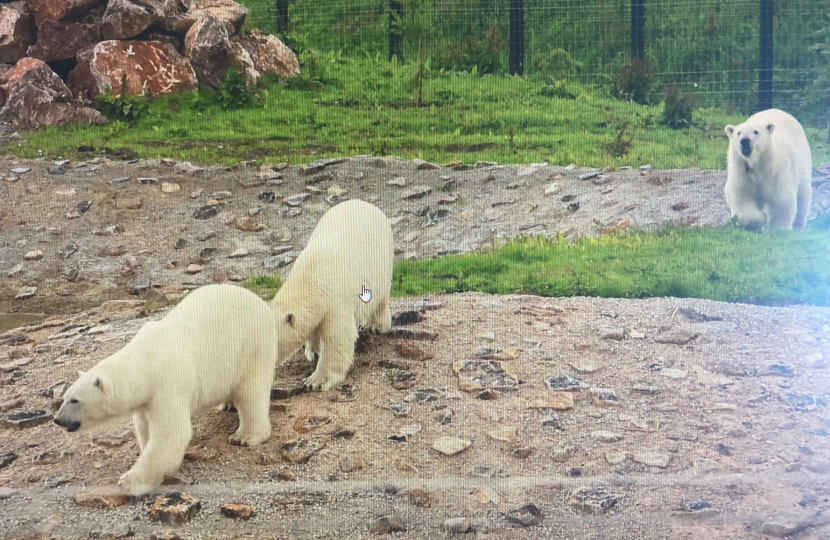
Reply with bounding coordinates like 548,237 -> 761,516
740,138 -> 751,156
53,418 -> 62,427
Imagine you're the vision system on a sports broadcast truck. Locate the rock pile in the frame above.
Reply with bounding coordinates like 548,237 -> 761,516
0,0 -> 300,129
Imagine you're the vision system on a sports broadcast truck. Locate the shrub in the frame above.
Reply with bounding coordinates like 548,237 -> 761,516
216,69 -> 253,111
433,24 -> 507,75
612,57 -> 654,105
534,48 -> 582,80
661,81 -> 694,129
94,73 -> 150,124
539,79 -> 577,100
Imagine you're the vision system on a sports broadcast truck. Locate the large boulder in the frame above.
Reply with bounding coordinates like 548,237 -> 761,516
21,0 -> 99,26
186,0 -> 247,36
183,14 -> 231,88
238,29 -> 300,78
0,2 -> 35,64
27,19 -> 102,63
160,0 -> 197,34
102,0 -> 177,40
68,40 -> 198,100
0,57 -> 105,129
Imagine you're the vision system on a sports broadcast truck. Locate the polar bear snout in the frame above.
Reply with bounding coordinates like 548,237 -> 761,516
739,137 -> 752,157
54,417 -> 81,432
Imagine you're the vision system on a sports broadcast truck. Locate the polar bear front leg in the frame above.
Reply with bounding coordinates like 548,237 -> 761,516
767,198 -> 798,230
370,296 -> 392,334
304,330 -> 321,363
793,180 -> 812,230
118,403 -> 193,496
303,318 -> 358,391
133,411 -> 149,452
229,376 -> 273,447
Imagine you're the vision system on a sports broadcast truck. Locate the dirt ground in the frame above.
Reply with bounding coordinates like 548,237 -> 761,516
0,154 -> 830,539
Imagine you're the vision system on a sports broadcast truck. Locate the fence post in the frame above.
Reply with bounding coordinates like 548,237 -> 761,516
630,0 -> 645,60
389,1 -> 404,63
509,0 -> 524,76
757,0 -> 774,112
276,1 -> 289,33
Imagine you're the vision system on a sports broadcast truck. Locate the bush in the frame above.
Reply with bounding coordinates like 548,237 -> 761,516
94,73 -> 150,124
533,48 -> 582,80
216,69 -> 253,111
612,57 -> 654,105
433,24 -> 507,75
661,81 -> 694,129
539,79 -> 577,100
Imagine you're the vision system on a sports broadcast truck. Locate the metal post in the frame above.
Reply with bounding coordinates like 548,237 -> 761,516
757,0 -> 774,112
509,0 -> 524,75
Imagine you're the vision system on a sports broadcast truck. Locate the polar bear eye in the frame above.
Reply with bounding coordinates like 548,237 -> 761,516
69,399 -> 79,404
753,130 -> 758,135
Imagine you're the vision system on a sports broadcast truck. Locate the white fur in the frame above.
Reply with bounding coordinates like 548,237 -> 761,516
724,108 -> 812,231
54,284 -> 279,496
272,200 -> 395,391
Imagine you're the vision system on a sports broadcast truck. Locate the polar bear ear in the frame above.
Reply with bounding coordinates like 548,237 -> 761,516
284,312 -> 296,328
93,376 -> 109,396
766,123 -> 775,134
77,370 -> 85,378
725,125 -> 734,137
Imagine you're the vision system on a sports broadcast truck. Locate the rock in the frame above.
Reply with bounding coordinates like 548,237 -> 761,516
567,359 -> 604,373
150,530 -> 182,540
432,436 -> 471,456
237,29 -> 299,78
193,205 -> 218,220
0,58 -> 105,129
394,341 -> 433,362
264,253 -> 295,269
545,374 -> 585,391
511,446 -> 532,459
235,216 -> 263,231
161,182 -> 180,194
183,15 -> 236,88
220,503 -> 255,519
69,40 -> 197,100
415,160 -> 440,170
592,430 -> 623,442
66,200 -> 92,218
280,438 -> 324,463
527,392 -> 574,410
99,244 -> 127,257
228,248 -> 248,259
102,0 -> 176,40
187,0 -> 248,35
568,487 -> 620,515
74,485 -> 134,509
632,452 -> 672,468
369,515 -> 405,535
185,263 -> 204,274
22,0 -> 99,25
590,387 -> 620,406
654,326 -> 699,344
506,504 -> 544,527
283,193 -> 310,207
453,360 -> 518,392
0,486 -> 16,499
149,492 -> 201,525
662,368 -> 687,379
488,426 -> 518,442
760,513 -> 821,537
14,286 -> 35,299
600,327 -> 625,340
401,185 -> 432,200
0,398 -> 23,411
605,451 -> 627,465
0,2 -> 34,64
23,249 -> 42,260
6,263 -> 23,277
27,16 -> 101,63
0,451 -> 17,469
2,409 -> 51,429
443,517 -> 475,534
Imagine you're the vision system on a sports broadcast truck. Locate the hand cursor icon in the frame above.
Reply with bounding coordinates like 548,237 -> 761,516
358,286 -> 372,303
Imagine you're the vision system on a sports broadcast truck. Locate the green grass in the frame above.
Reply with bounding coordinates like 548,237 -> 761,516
240,216 -> 830,307
391,216 -> 830,306
11,58 -> 830,168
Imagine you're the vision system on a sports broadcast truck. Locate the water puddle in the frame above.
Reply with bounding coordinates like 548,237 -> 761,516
0,313 -> 46,333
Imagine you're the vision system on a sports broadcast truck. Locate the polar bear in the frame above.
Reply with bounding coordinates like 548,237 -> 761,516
724,108 -> 812,231
272,199 -> 395,391
54,284 -> 279,496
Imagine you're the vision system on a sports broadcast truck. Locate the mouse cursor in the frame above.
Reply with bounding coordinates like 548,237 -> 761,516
358,285 -> 372,303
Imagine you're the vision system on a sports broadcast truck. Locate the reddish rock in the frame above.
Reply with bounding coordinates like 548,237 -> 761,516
184,14 -> 231,88
238,29 -> 299,78
27,19 -> 102,63
0,57 -> 105,129
0,2 -> 35,64
187,0 -> 248,36
22,0 -> 99,26
145,31 -> 184,54
159,0 -> 197,34
69,40 -> 197,100
102,0 -> 177,40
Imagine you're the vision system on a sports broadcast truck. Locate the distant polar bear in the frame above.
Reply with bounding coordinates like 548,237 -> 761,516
724,108 -> 812,231
272,199 -> 395,391
54,284 -> 279,496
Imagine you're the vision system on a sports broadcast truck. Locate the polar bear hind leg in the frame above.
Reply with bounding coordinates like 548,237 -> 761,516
228,376 -> 272,447
370,296 -> 392,333
303,316 -> 358,391
118,402 -> 193,496
794,180 -> 812,230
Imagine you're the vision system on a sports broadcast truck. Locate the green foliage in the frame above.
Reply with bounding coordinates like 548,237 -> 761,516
216,69 -> 254,111
612,57 -> 655,105
661,82 -> 695,129
242,274 -> 283,301
392,223 -> 830,307
539,79 -> 577,100
94,73 -> 150,124
433,24 -> 507,75
533,48 -> 582,80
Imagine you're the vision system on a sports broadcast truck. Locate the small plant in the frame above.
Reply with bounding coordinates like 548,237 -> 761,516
94,73 -> 150,124
539,78 -> 577,100
534,48 -> 582,79
603,122 -> 634,157
414,40 -> 425,107
661,81 -> 694,129
216,69 -> 253,111
508,125 -> 515,151
433,24 -> 507,75
612,57 -> 654,105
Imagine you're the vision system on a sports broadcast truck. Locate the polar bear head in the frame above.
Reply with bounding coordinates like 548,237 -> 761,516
725,120 -> 775,165
275,311 -> 306,361
54,370 -> 117,433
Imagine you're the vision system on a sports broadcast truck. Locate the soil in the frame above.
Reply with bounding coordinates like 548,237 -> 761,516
0,154 -> 829,539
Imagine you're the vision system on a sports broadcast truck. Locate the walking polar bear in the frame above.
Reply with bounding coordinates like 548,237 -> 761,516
272,199 -> 395,391
724,108 -> 812,231
54,284 -> 279,496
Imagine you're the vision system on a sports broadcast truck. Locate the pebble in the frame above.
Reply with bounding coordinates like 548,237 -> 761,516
488,426 -> 518,442
600,326 -> 625,340
0,451 -> 17,469
544,182 -> 562,196
592,430 -> 623,442
590,387 -> 620,406
432,436 -> 471,456
2,410 -> 52,429
654,326 -> 698,344
401,185 -> 432,200
235,216 -> 263,232
74,486 -> 134,509
220,503 -> 256,520
161,182 -> 181,193
527,392 -> 574,410
149,492 -> 201,525
505,504 -> 544,527
761,513 -> 822,538
568,487 -> 620,514
137,177 -> 158,184
369,515 -> 405,534
228,248 -> 249,259
632,451 -> 672,468
280,438 -> 324,463
283,193 -> 310,206
193,205 -> 218,220
443,517 -> 475,534
387,177 -> 406,187
185,264 -> 204,274
66,200 -> 91,219
23,250 -> 43,261
662,368 -> 687,379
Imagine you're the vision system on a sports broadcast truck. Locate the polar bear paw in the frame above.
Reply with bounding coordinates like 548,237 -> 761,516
118,469 -> 155,497
302,370 -> 341,392
230,429 -> 270,447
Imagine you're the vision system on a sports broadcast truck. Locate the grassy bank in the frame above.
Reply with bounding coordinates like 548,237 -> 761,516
11,59 -> 829,169
244,215 -> 830,307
